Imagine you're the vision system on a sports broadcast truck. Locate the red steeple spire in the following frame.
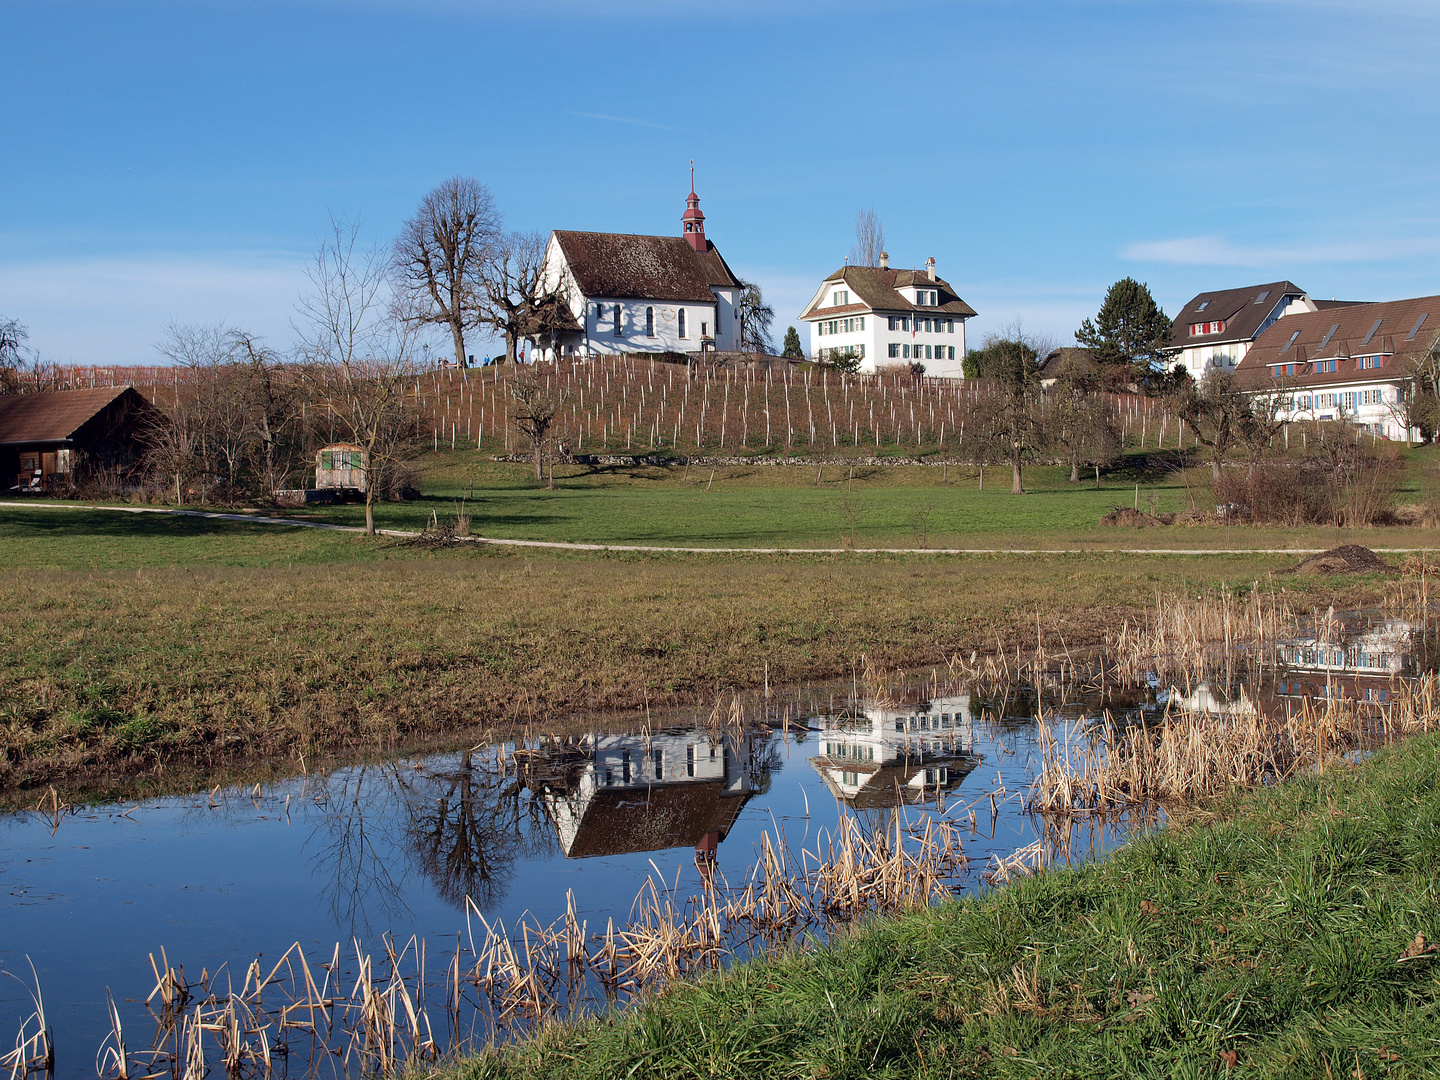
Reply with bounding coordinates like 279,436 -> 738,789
682,160 -> 706,252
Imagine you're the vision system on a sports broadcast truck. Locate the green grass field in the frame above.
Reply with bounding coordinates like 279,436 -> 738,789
454,731 -> 1440,1080
266,447 -> 1440,550
0,444 -> 1428,794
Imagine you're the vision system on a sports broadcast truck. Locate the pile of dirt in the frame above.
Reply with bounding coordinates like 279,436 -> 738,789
1290,545 -> 1396,576
1100,507 -> 1176,528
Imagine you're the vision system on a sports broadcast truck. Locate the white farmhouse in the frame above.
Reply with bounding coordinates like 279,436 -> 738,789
527,181 -> 745,360
797,255 -> 976,377
1166,281 -> 1322,381
1237,293 -> 1440,441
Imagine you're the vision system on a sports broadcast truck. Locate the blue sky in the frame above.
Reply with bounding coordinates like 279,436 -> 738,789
3,0 -> 1439,365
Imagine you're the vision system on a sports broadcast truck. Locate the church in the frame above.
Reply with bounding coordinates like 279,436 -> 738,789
526,178 -> 746,360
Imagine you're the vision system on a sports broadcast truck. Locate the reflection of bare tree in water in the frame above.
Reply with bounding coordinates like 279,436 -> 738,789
305,765 -> 412,937
396,751 -> 557,910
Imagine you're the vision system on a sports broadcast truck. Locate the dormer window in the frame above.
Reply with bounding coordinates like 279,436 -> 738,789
915,289 -> 937,306
1189,320 -> 1226,336
833,289 -> 849,306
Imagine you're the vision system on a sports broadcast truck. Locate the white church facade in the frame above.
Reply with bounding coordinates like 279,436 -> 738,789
527,182 -> 745,360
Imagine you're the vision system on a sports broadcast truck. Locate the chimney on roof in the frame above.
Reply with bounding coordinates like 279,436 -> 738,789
925,257 -> 936,281
880,251 -> 889,269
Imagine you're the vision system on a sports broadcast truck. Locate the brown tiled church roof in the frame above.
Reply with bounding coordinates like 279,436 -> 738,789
553,231 -> 743,303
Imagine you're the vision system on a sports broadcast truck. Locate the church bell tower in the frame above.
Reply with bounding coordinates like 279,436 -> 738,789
682,162 -> 706,253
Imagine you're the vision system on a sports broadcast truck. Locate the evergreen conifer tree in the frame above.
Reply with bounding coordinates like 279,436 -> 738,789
781,326 -> 804,359
1075,278 -> 1172,388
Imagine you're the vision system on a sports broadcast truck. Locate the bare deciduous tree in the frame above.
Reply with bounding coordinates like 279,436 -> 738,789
849,208 -> 885,267
153,321 -> 232,504
478,231 -> 565,364
738,281 -> 775,355
297,217 -> 419,535
1171,370 -> 1259,487
393,177 -> 500,370
973,323 -> 1054,494
0,317 -> 28,393
509,367 -> 567,485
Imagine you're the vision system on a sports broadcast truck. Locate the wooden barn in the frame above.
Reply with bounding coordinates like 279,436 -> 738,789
0,386 -> 156,493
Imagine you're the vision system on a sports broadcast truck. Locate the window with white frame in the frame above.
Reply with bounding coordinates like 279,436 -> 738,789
888,343 -> 900,358
832,289 -> 849,306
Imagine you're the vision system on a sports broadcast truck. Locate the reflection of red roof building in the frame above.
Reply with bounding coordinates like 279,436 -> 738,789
551,781 -> 748,859
532,728 -> 765,862
1267,619 -> 1414,708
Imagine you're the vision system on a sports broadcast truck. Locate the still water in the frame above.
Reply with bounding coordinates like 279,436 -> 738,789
5,608 -> 1424,1079
1,683 -> 1139,1077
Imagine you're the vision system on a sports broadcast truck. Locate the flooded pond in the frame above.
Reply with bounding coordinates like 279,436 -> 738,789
3,606 -> 1435,1079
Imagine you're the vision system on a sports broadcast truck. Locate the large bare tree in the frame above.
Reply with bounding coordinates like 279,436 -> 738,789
393,177 -> 500,370
297,217 -> 419,536
849,208 -> 885,267
477,230 -> 569,364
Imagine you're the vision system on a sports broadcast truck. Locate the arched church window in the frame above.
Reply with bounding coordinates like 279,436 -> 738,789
678,310 -> 687,338
646,307 -> 654,336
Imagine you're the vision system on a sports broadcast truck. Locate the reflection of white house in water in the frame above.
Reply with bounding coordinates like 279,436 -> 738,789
1272,620 -> 1414,705
536,729 -> 760,861
810,695 -> 979,808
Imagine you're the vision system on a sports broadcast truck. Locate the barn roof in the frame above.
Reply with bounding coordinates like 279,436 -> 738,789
0,386 -> 142,446
552,231 -> 743,303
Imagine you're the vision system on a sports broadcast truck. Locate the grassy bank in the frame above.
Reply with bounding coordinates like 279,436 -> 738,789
0,506 -> 1389,794
452,732 -> 1440,1080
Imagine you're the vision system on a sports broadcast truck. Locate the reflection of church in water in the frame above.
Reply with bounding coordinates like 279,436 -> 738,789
810,694 -> 981,808
528,729 -> 772,870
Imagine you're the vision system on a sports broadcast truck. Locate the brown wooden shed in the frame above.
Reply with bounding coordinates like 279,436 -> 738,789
0,386 -> 156,493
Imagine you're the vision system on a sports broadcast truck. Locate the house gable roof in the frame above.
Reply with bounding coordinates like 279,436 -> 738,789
0,386 -> 147,446
1235,293 -> 1440,390
1167,281 -> 1308,348
552,231 -> 742,304
799,265 -> 977,321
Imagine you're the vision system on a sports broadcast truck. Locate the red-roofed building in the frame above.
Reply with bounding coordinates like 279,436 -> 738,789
528,179 -> 745,360
0,386 -> 155,492
797,255 -> 976,377
1235,293 -> 1440,440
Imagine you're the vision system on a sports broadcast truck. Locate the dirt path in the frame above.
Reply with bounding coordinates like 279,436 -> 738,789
4,500 -> 1437,556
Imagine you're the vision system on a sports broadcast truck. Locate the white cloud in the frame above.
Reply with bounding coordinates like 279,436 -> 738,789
570,112 -> 675,131
0,253 -> 309,366
1121,234 -> 1440,267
